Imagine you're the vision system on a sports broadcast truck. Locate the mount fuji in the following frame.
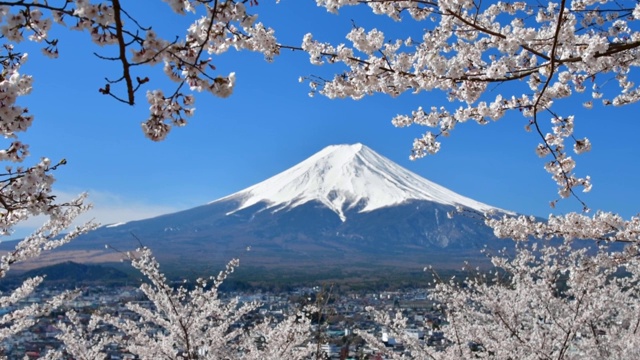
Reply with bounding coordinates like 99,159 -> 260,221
14,144 -> 513,274
217,143 -> 507,221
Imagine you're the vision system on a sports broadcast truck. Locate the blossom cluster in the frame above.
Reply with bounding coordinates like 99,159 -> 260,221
0,140 -> 94,297
0,0 -> 278,141
486,211 -> 640,242
305,0 -> 640,205
131,0 -> 278,140
0,38 -> 96,343
365,240 -> 640,359
49,247 -> 315,360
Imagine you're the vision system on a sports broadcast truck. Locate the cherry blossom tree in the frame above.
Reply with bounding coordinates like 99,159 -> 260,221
358,241 -> 640,359
48,247 -> 314,360
299,1 -> 640,357
0,0 -> 284,355
0,38 -> 96,345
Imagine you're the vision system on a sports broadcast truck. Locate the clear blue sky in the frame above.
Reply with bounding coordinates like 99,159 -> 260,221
11,1 -> 640,237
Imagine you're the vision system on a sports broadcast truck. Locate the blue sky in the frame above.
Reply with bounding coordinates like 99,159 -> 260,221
11,1 -> 640,237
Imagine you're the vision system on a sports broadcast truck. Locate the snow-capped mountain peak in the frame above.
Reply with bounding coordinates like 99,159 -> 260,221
215,143 -> 509,221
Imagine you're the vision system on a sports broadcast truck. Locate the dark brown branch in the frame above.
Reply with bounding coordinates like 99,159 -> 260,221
111,0 -> 135,105
529,0 -> 589,209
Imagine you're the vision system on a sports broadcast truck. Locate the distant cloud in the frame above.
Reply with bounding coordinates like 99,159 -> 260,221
9,189 -> 184,240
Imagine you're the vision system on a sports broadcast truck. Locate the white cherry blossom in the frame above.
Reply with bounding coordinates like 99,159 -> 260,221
53,247 -> 314,360
302,2 -> 640,358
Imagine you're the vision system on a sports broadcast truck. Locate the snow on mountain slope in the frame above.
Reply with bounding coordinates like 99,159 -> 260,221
214,143 -> 511,221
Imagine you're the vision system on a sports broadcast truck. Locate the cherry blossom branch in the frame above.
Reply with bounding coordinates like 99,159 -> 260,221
302,0 -> 640,209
